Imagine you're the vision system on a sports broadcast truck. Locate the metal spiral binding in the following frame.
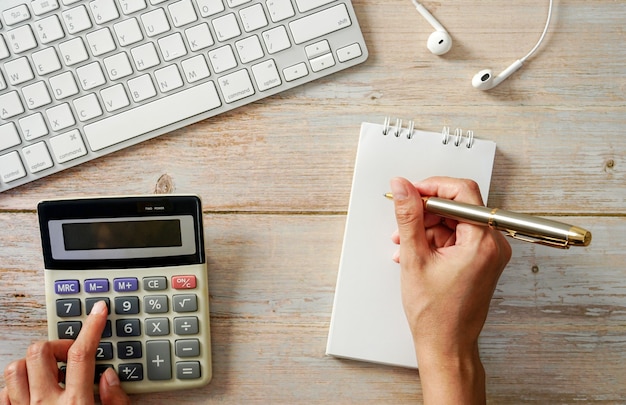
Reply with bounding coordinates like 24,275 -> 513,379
383,117 -> 474,148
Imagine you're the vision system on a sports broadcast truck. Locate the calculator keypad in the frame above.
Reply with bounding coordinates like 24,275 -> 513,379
50,272 -> 209,391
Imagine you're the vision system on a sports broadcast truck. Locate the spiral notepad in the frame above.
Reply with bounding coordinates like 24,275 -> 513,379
326,118 -> 496,368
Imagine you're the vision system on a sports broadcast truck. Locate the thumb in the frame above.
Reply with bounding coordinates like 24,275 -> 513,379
99,368 -> 130,405
390,177 -> 430,263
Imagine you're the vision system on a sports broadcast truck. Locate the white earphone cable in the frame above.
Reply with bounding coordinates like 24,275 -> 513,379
521,0 -> 554,63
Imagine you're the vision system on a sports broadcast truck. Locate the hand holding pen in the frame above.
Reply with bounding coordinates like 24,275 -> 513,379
389,176 -> 512,404
386,179 -> 591,249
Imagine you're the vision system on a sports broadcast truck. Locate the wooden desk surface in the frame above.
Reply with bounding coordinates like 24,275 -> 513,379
1,0 -> 625,403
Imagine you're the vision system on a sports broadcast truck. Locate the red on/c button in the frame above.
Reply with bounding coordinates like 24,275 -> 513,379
172,275 -> 197,289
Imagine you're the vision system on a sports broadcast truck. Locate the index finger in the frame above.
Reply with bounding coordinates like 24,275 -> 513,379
414,176 -> 486,206
64,300 -> 108,396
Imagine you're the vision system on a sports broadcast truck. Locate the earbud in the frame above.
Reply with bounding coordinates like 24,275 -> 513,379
412,1 -> 452,56
471,59 -> 524,90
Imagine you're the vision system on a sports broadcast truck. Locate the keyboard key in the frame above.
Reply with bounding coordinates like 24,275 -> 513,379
146,340 -> 172,380
118,0 -> 148,15
46,103 -> 76,131
73,93 -> 103,122
104,52 -> 134,80
235,35 -> 264,64
144,295 -> 168,313
113,18 -> 144,46
0,37 -> 9,60
239,4 -> 268,33
116,319 -> 141,337
35,15 -> 66,44
175,339 -> 200,357
32,0 -> 61,16
76,62 -> 107,90
0,124 -> 21,152
131,42 -> 160,71
146,317 -> 170,335
23,141 -> 54,173
154,65 -> 185,93
101,83 -> 130,112
115,296 -> 140,314
56,298 -> 82,317
114,277 -> 139,292
58,321 -> 82,339
158,33 -> 187,61
212,13 -> 241,42
141,8 -> 170,37
50,72 -> 79,100
181,55 -> 211,83
19,113 -> 49,140
305,40 -> 330,59
310,52 -> 335,72
226,0 -> 251,6
294,0 -> 336,13
184,23 -> 214,51
118,363 -> 143,381
251,59 -> 281,91
85,297 -> 111,314
58,37 -> 89,66
0,91 -> 25,119
176,361 -> 201,379
54,280 -> 80,294
262,26 -> 290,54
96,342 -> 114,360
49,129 -> 87,163
208,45 -> 237,73
62,5 -> 93,34
86,28 -> 117,56
169,0 -> 198,28
283,62 -> 309,82
3,5 -> 31,25
90,0 -> 120,24
266,0 -> 295,23
196,0 -> 225,17
84,81 -> 221,151
144,276 -> 167,291
218,69 -> 255,103
289,4 -> 352,44
117,341 -> 142,359
127,74 -> 157,102
0,152 -> 26,183
174,316 -> 199,335
173,294 -> 197,312
4,57 -> 34,86
32,47 -> 63,76
85,278 -> 110,293
172,275 -> 197,289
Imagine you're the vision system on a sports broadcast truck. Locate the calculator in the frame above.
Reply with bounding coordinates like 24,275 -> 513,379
37,195 -> 212,394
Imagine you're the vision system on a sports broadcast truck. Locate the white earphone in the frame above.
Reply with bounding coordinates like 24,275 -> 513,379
412,0 -> 554,90
411,0 -> 452,56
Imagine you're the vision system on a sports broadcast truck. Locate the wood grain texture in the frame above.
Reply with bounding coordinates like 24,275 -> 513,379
1,0 -> 625,403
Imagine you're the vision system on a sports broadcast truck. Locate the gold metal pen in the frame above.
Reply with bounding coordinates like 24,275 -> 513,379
384,194 -> 591,249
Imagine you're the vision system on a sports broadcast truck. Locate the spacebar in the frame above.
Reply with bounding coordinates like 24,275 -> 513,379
84,81 -> 222,152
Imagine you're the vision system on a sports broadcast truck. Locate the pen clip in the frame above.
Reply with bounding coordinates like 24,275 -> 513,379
504,230 -> 570,249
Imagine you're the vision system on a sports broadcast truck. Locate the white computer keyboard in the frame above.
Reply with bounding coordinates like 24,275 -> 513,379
0,0 -> 367,192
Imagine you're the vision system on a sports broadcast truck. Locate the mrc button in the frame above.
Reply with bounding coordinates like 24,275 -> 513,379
55,280 -> 80,294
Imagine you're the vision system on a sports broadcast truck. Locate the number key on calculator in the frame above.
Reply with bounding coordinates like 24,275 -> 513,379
38,195 -> 212,394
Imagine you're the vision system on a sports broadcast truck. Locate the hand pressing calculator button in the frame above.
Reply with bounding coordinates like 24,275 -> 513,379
38,195 -> 212,394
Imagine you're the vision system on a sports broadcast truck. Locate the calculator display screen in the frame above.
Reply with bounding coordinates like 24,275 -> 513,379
47,216 -> 196,261
63,220 -> 183,250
